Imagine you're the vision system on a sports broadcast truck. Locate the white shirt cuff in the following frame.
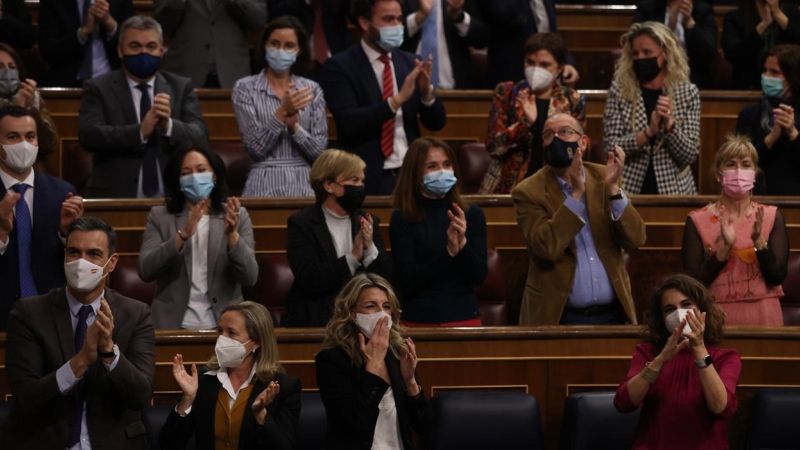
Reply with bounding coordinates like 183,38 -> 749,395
164,118 -> 174,137
176,404 -> 192,417
103,354 -> 120,372
345,253 -> 361,275
56,361 -> 82,394
407,13 -> 421,37
421,92 -> 436,107
362,244 -> 379,268
455,12 -> 471,36
0,235 -> 8,255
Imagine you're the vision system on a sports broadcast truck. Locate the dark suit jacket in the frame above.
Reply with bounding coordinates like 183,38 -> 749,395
160,371 -> 301,450
267,0 -> 351,55
0,171 -> 75,331
400,0 -> 488,89
0,0 -> 35,49
38,0 -> 135,87
1,287 -> 156,449
77,69 -> 209,198
479,0 -> 560,88
283,204 -> 392,327
316,346 -> 431,450
321,44 -> 447,194
634,0 -> 717,89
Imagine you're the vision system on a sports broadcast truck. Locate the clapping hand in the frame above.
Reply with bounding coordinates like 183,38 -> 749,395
561,64 -> 580,87
153,93 -> 172,134
773,105 -> 798,140
679,0 -> 695,27
446,203 -> 467,257
446,0 -> 465,20
360,213 -> 374,250
173,354 -> 199,414
252,381 -> 280,425
89,0 -> 116,32
13,79 -> 37,109
655,96 -> 674,130
716,204 -> 735,262
182,197 -> 209,240
416,55 -> 434,100
605,145 -> 625,195
566,145 -> 586,201
95,298 -> 115,357
400,337 -> 420,395
517,89 -> 538,124
0,191 -> 21,240
60,192 -> 84,235
683,308 -> 706,348
656,319 -> 691,365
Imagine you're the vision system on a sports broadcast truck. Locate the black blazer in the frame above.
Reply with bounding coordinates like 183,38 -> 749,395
282,204 -> 392,327
267,0 -> 351,56
77,69 -> 209,198
0,0 -> 35,49
321,44 -> 447,194
400,0 -> 488,89
0,171 -> 75,331
736,99 -> 800,195
315,345 -> 431,450
633,0 -> 717,89
160,371 -> 301,450
38,0 -> 135,87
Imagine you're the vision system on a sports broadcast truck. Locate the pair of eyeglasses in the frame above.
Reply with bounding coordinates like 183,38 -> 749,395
542,127 -> 582,145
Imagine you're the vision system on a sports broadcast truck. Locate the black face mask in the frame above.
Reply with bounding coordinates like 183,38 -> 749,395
544,137 -> 579,169
335,184 -> 366,214
633,56 -> 661,83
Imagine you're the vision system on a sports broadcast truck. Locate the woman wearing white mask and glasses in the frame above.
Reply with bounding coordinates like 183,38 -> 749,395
682,135 -> 788,326
232,15 -> 328,198
316,273 -> 431,450
137,143 -> 258,330
390,137 -> 487,327
615,274 -> 740,450
480,32 -> 586,194
161,301 -> 301,450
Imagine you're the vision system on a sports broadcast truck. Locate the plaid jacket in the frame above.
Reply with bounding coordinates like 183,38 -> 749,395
602,80 -> 700,195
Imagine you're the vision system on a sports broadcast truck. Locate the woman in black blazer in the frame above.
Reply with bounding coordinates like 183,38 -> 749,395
160,301 -> 301,449
315,273 -> 431,450
282,149 -> 392,327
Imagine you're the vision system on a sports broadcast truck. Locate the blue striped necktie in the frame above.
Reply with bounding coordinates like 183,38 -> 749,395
12,183 -> 37,298
420,1 -> 439,87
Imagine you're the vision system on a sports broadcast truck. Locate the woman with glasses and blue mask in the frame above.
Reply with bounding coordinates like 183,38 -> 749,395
390,137 -> 488,327
137,143 -> 258,329
232,15 -> 328,198
162,301 -> 301,450
735,44 -> 800,195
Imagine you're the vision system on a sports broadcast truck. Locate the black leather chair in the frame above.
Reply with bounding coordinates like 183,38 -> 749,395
108,255 -> 157,306
257,254 -> 295,327
561,391 -> 640,450
0,401 -> 11,436
431,392 -> 544,450
746,388 -> 800,450
297,391 -> 327,450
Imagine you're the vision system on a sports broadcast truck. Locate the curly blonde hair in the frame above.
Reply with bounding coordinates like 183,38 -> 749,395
321,273 -> 407,367
614,21 -> 690,102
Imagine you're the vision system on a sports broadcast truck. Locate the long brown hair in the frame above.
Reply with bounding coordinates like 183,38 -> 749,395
392,137 -> 469,222
642,274 -> 726,350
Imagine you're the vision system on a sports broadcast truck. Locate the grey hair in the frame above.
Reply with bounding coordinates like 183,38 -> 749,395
119,16 -> 163,47
67,217 -> 117,255
545,112 -> 585,135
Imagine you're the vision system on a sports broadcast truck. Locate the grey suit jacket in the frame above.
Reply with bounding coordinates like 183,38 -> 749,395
78,69 -> 209,198
155,0 -> 268,88
137,204 -> 258,329
2,287 -> 156,449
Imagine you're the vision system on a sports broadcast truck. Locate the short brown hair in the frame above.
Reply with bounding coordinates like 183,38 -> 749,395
523,32 -> 567,66
309,149 -> 366,202
642,274 -> 726,350
392,137 -> 468,222
766,44 -> 800,100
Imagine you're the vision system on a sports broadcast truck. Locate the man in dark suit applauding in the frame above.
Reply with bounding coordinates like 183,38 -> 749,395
2,216 -> 156,449
322,0 -> 447,195
0,105 -> 84,331
78,16 -> 209,199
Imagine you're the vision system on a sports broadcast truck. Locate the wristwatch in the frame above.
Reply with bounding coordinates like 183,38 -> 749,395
695,354 -> 713,369
100,343 -> 120,359
609,189 -> 624,201
755,242 -> 769,253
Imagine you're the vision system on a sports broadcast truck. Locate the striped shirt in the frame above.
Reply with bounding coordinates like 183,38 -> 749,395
232,71 -> 328,197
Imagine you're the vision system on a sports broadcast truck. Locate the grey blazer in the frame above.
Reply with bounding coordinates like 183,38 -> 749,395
154,0 -> 268,88
78,70 -> 209,198
137,205 -> 258,329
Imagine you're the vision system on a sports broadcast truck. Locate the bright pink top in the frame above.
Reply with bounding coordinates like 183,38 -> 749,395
615,343 -> 741,450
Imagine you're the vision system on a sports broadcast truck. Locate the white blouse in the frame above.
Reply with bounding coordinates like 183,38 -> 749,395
371,386 -> 404,450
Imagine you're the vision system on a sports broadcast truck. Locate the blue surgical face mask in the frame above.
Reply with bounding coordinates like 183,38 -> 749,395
123,52 -> 161,79
762,75 -> 787,98
266,48 -> 297,74
422,169 -> 457,198
180,172 -> 215,203
376,25 -> 404,52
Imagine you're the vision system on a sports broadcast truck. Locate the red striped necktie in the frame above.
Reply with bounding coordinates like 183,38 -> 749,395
378,54 -> 394,158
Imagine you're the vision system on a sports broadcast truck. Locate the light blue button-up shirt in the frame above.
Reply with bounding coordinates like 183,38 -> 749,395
555,172 -> 628,308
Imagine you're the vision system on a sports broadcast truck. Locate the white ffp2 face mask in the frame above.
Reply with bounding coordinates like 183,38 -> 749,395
64,257 -> 112,292
215,335 -> 253,368
355,311 -> 392,339
0,141 -> 38,173
665,308 -> 692,334
525,66 -> 554,92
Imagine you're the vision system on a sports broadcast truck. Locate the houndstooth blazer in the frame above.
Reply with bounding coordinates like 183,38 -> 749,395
602,80 -> 700,195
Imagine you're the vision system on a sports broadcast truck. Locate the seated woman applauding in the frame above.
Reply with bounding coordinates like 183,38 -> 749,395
137,143 -> 258,329
161,301 -> 301,450
683,135 -> 788,326
615,274 -> 741,450
283,149 -> 391,327
316,273 -> 431,449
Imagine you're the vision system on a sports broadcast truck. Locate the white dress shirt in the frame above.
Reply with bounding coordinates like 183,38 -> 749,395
531,0 -> 551,33
371,387 -> 404,450
75,0 -> 115,80
182,215 -> 216,329
180,364 -> 258,416
0,168 -> 34,254
665,7 -> 686,47
406,5 -> 471,89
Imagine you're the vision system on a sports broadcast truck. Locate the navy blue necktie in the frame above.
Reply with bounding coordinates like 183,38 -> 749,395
12,184 -> 37,298
137,83 -> 159,197
67,305 -> 93,448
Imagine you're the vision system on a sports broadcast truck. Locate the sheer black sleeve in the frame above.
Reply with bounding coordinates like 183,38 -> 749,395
683,216 -> 727,286
757,210 -> 789,287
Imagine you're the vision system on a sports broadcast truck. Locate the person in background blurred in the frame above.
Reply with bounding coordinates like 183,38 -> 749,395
0,0 -> 35,49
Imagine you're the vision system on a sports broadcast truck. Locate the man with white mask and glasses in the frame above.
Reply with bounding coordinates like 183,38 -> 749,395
2,216 -> 156,449
0,105 -> 83,331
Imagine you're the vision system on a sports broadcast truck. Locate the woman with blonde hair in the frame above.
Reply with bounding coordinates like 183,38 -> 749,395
316,273 -> 431,449
161,301 -> 301,449
603,21 -> 700,195
283,149 -> 392,327
682,134 -> 788,325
